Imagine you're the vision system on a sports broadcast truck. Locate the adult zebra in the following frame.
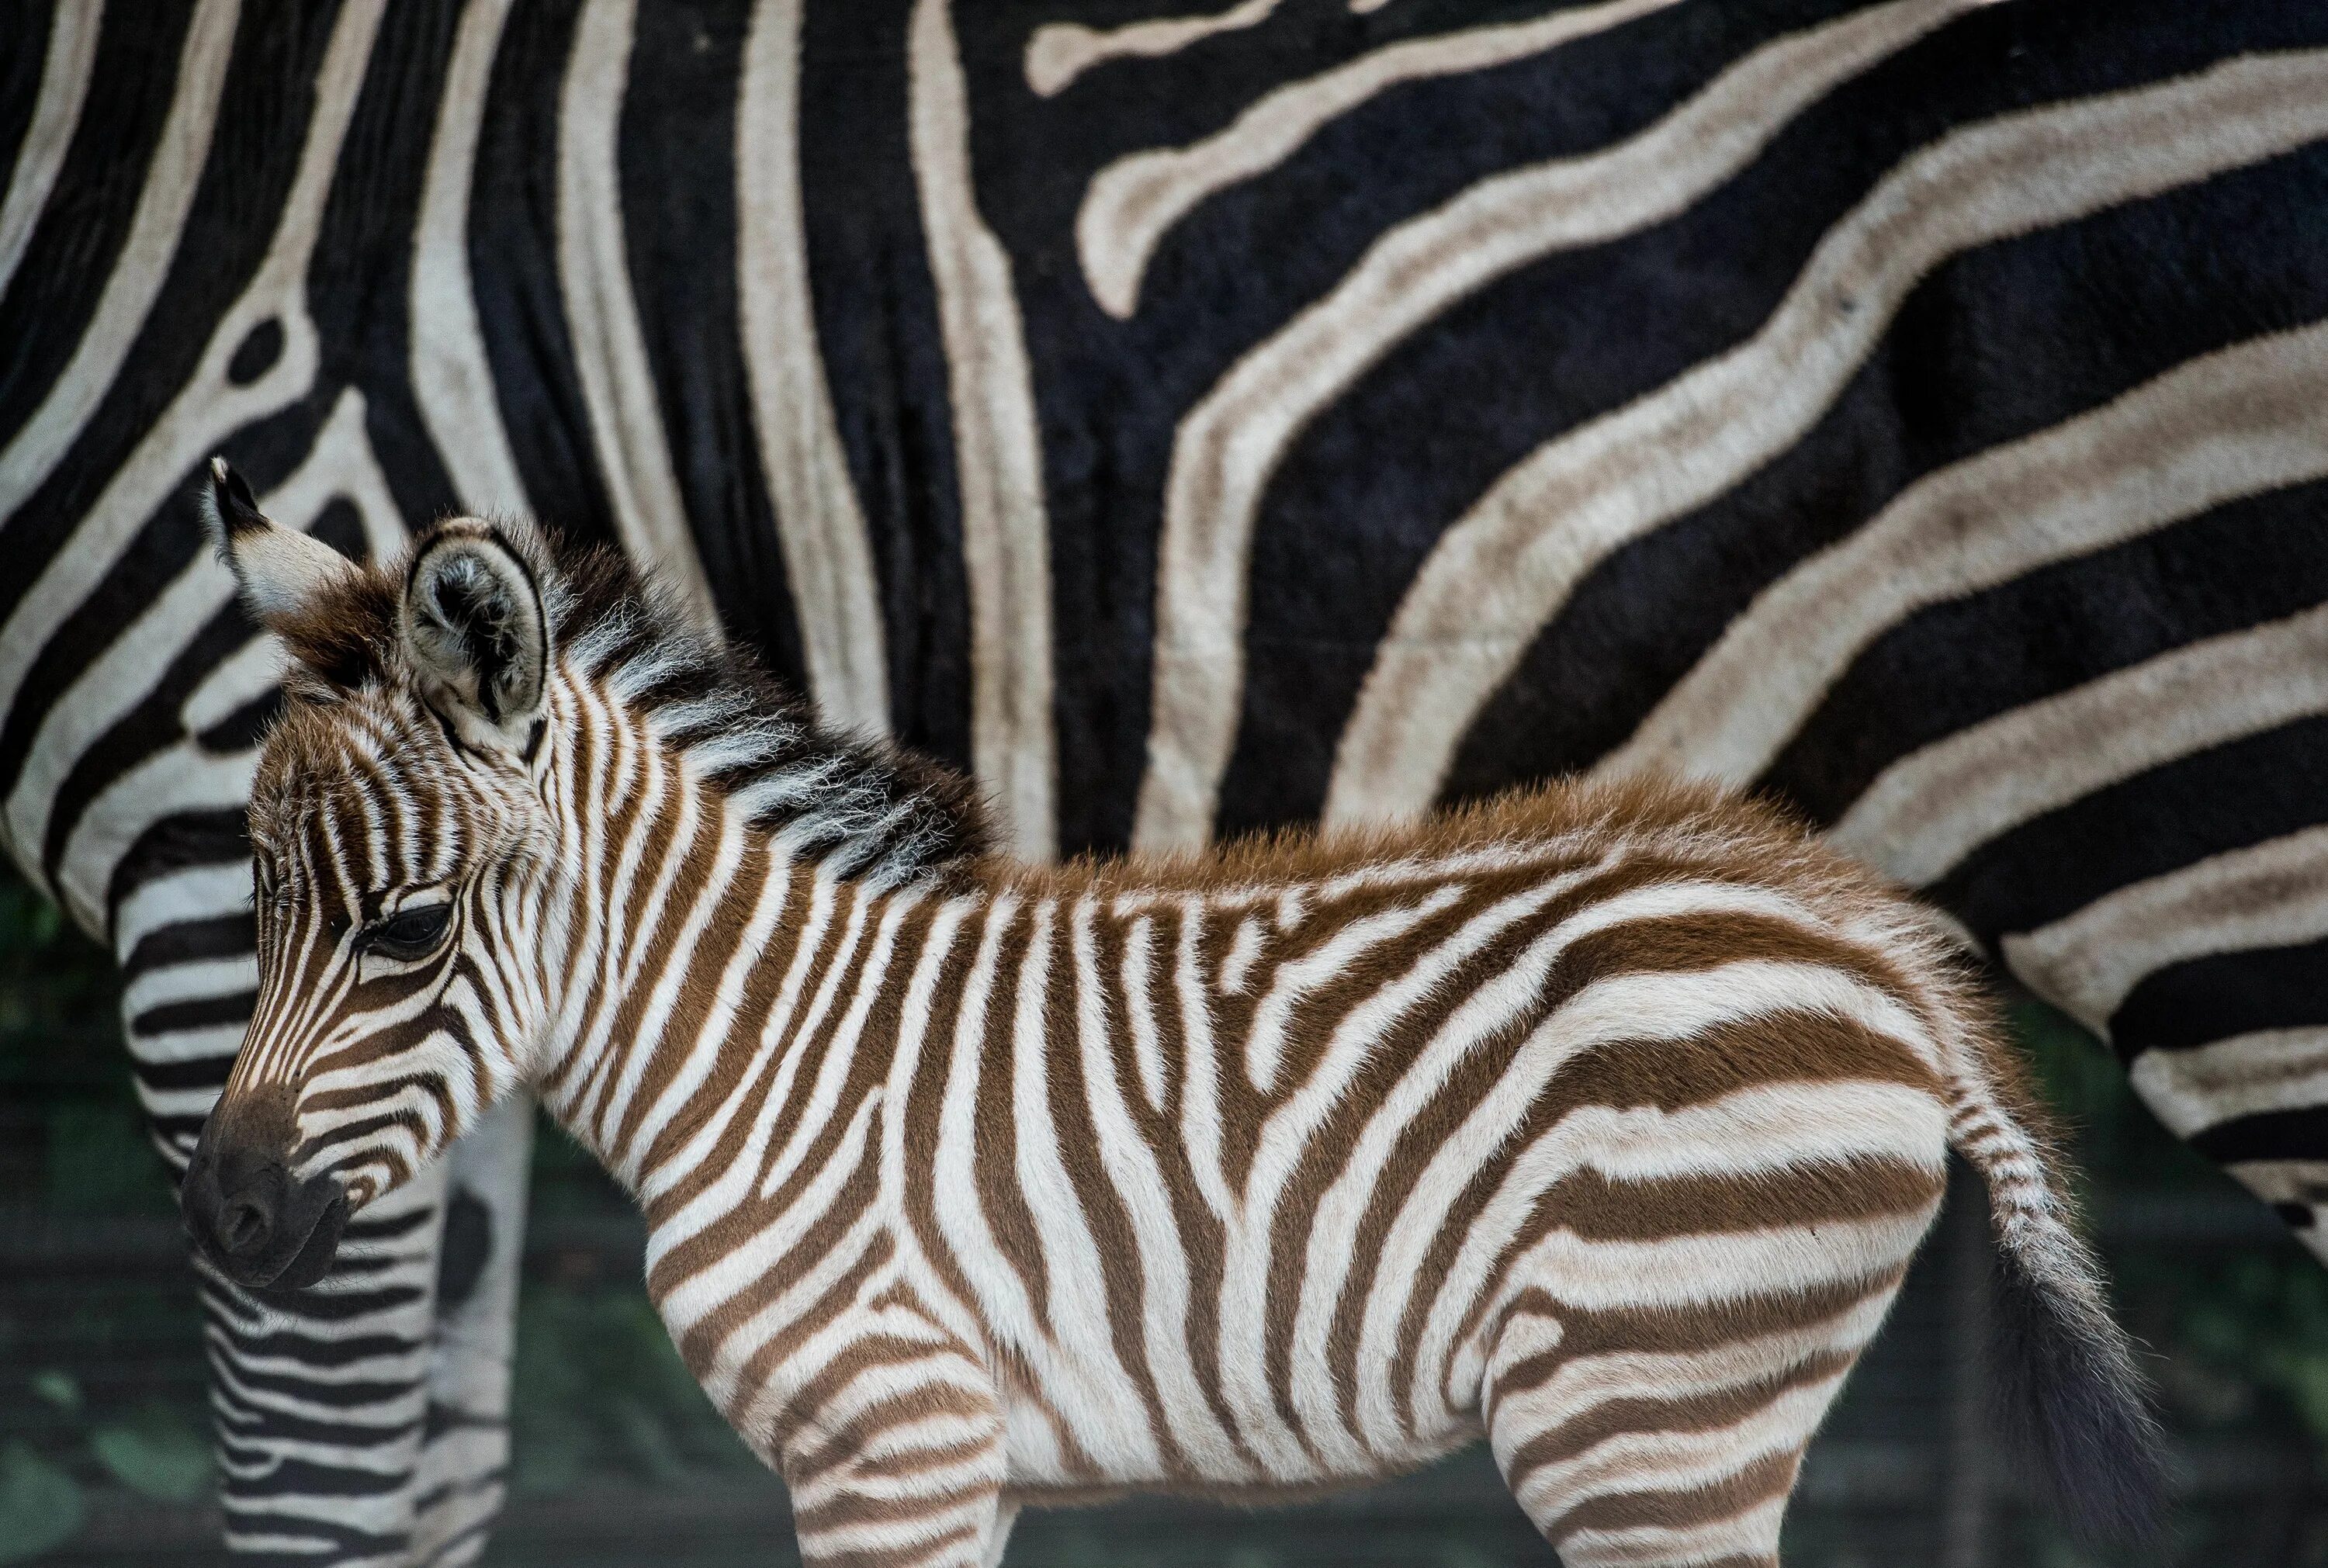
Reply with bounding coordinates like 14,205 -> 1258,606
4,0 -> 2326,1562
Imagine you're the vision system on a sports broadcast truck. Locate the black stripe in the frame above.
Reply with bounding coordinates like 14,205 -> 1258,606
0,3 -> 55,206
134,1054 -> 234,1093
106,807 -> 250,936
1207,0 -> 2328,835
2113,938 -> 2328,1059
304,0 -> 465,532
2191,1104 -> 2328,1165
0,4 -> 195,483
0,0 -> 335,621
1933,715 -> 2328,945
798,0 -> 973,778
130,986 -> 258,1038
620,0 -> 805,683
123,909 -> 256,980
467,0 -> 620,549
1772,400 -> 2328,825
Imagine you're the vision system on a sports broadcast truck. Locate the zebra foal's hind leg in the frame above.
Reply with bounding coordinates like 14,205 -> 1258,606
1481,1269 -> 1914,1568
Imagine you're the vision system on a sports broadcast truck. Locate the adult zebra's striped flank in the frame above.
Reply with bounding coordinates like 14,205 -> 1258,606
184,477 -> 2164,1566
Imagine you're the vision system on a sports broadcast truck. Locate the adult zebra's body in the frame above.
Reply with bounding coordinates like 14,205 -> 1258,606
6,0 -> 2328,1562
185,490 -> 2162,1567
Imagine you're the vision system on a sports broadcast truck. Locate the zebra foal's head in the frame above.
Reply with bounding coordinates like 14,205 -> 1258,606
183,461 -> 563,1293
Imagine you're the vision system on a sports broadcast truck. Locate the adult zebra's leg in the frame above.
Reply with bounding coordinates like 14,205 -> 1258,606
123,857 -> 455,1565
408,1096 -> 535,1568
191,1175 -> 451,1566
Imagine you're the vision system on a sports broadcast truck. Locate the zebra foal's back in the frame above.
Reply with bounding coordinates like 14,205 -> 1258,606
189,501 -> 2162,1568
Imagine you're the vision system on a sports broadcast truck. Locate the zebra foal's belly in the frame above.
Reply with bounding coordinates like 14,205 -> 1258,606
968,1071 -> 1955,1499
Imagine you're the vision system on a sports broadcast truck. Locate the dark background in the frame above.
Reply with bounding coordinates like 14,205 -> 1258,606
3,861 -> 2324,1567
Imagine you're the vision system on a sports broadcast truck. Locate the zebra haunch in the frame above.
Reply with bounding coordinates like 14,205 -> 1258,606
185,476 -> 2163,1566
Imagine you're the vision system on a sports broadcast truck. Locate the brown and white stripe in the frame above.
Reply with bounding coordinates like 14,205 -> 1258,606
194,498 -> 2160,1567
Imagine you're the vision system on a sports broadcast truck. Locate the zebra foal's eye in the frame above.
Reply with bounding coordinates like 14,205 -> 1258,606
358,902 -> 454,962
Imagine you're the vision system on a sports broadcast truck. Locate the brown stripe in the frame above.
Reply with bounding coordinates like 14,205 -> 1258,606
585,796 -> 724,1145
1491,1265 -> 1912,1416
896,912 -> 989,1325
1106,899 -> 1256,1473
1542,1443 -> 1800,1543
637,858 -> 819,1223
1048,907 -> 1184,1476
972,905 -> 1054,1333
612,823 -> 770,1161
1506,1348 -> 1856,1474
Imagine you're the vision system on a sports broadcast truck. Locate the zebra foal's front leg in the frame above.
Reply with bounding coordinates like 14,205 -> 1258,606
776,1339 -> 1014,1568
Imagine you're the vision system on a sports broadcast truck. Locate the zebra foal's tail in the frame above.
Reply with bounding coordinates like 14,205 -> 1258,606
1942,1008 -> 2168,1545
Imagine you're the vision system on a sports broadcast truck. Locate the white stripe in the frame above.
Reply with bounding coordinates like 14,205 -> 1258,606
1537,1288 -> 1897,1421
1071,911 -> 1228,1476
0,0 -> 102,298
1603,320 -> 2328,795
0,0 -> 235,534
1242,884 -> 1462,1091
1131,0 -> 1969,848
1026,0 -> 1283,99
0,0 -> 384,898
2002,823 -> 2328,1033
738,0 -> 891,737
32,389 -> 402,932
641,868 -> 836,1207
930,896 -> 1072,1462
115,861 -> 252,972
1325,50 -> 2328,830
629,853 -> 800,1163
759,895 -> 910,1199
1079,0 -> 1699,318
1006,903 -> 1165,1471
909,0 -> 1058,861
1524,1370 -> 1845,1505
557,0 -> 719,624
605,819 -> 753,1185
1833,595 -> 2328,887
411,0 -> 529,515
2129,1027 -> 2328,1138
1121,913 -> 1169,1113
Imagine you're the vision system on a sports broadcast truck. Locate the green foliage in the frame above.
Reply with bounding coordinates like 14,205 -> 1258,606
87,1404 -> 213,1504
508,1277 -> 764,1496
41,1099 -> 173,1216
0,1444 -> 83,1566
2008,994 -> 2226,1193
0,872 -> 112,1042
25,1374 -> 79,1418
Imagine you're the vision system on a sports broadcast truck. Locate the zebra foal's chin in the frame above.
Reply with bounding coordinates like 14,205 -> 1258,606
192,460 -> 2163,1566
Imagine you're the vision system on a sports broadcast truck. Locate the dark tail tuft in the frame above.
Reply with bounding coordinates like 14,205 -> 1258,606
1986,1231 -> 2168,1546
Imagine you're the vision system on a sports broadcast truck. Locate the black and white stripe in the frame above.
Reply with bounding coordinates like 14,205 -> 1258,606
5,0 -> 2326,1561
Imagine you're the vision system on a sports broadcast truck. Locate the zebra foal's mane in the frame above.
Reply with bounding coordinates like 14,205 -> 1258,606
258,518 -> 991,892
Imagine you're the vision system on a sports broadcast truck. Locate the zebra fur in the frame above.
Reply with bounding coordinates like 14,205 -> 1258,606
9,2 -> 2328,1559
187,493 -> 2163,1563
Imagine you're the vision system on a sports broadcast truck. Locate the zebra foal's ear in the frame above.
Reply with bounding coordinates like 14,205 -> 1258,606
203,458 -> 361,630
400,519 -> 550,761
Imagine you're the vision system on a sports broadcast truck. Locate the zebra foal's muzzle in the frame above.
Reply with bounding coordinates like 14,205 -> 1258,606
182,1105 -> 349,1293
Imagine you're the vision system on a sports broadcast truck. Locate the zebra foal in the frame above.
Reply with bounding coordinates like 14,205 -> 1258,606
183,466 -> 2160,1566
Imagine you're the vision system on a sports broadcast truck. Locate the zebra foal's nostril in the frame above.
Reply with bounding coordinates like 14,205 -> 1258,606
219,1196 -> 271,1255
